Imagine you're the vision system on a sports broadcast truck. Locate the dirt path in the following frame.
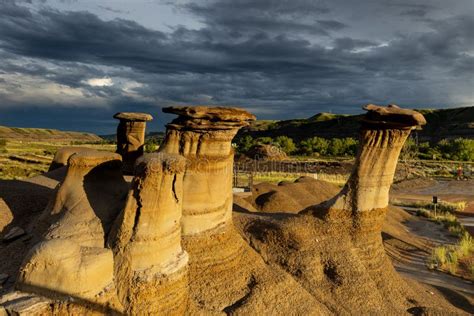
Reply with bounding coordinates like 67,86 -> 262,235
392,179 -> 474,235
389,207 -> 474,312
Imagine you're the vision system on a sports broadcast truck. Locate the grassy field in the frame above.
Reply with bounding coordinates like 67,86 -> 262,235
235,171 -> 348,187
0,140 -> 115,180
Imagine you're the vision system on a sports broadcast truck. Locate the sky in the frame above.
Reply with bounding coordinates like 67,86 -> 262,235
0,0 -> 473,134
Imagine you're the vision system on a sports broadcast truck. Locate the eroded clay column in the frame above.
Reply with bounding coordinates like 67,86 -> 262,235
324,104 -> 426,218
113,112 -> 153,174
113,153 -> 188,314
19,150 -> 129,300
158,106 -> 256,235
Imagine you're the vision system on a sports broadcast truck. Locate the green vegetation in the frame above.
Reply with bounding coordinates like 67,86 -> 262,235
144,136 -> 162,153
0,140 -> 115,180
234,172 -> 348,187
402,137 -> 474,162
241,107 -> 474,161
412,205 -> 474,279
236,135 -> 358,157
428,233 -> 474,278
392,199 -> 466,213
237,133 -> 474,162
415,208 -> 466,237
274,136 -> 297,154
308,112 -> 347,122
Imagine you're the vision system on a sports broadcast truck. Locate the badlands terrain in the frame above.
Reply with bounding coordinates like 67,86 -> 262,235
0,104 -> 472,315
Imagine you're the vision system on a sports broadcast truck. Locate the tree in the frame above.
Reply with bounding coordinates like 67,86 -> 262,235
236,135 -> 255,153
255,137 -> 273,145
451,138 -> 474,161
341,137 -> 358,156
274,136 -> 296,154
329,138 -> 345,156
299,137 -> 329,156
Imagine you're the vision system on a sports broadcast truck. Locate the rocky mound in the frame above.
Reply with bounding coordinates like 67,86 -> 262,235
245,144 -> 288,160
236,176 -> 340,213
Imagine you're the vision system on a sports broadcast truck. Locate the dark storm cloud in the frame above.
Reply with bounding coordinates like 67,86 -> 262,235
0,0 -> 472,133
180,0 -> 334,36
393,3 -> 436,17
97,5 -> 129,14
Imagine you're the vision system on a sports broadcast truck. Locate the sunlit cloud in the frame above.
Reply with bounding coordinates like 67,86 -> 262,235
84,77 -> 113,87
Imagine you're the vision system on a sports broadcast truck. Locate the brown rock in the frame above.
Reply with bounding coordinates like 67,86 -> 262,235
18,150 -> 128,300
0,199 -> 13,234
362,104 -> 427,129
2,226 -> 25,242
48,146 -> 94,171
163,106 -> 255,123
246,144 -> 288,161
114,112 -> 153,174
113,112 -> 153,121
159,105 -> 256,235
113,153 -> 188,314
0,292 -> 51,315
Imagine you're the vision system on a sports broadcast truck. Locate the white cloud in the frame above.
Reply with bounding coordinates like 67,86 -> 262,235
0,73 -> 109,108
84,77 -> 113,87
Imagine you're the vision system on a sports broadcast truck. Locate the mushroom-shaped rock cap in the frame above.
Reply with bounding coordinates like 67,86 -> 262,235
68,150 -> 122,167
113,112 -> 153,121
362,104 -> 426,129
163,106 -> 256,122
135,153 -> 186,175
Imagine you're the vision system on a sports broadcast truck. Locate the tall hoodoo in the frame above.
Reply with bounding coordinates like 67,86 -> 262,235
159,106 -> 256,235
308,104 -> 426,253
321,104 -> 426,223
112,153 -> 188,314
18,150 -> 128,300
113,112 -> 153,174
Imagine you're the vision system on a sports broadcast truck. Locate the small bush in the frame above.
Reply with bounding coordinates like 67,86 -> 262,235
457,233 -> 474,257
428,233 -> 474,277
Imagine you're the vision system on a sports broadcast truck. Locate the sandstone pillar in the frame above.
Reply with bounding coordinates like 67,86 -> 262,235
319,104 -> 426,241
158,106 -> 256,235
19,150 -> 129,300
113,112 -> 153,174
113,153 -> 188,314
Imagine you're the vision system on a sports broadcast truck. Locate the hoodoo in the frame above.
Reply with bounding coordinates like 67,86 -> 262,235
18,150 -> 128,300
48,146 -> 95,171
158,106 -> 256,235
236,104 -> 455,314
112,153 -> 189,314
113,112 -> 153,174
1,105 -> 465,315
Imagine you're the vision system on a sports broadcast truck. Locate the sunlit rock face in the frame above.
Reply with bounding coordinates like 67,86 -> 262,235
112,153 -> 189,315
18,151 -> 128,300
113,112 -> 153,174
315,104 -> 427,245
158,106 -> 256,235
48,146 -> 94,171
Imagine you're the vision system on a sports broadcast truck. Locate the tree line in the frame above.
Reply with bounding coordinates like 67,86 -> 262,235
236,135 -> 474,161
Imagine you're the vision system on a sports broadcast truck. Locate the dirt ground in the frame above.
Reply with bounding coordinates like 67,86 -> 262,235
391,178 -> 474,235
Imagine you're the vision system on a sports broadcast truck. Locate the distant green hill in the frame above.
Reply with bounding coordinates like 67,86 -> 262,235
238,106 -> 474,141
0,126 -> 102,142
